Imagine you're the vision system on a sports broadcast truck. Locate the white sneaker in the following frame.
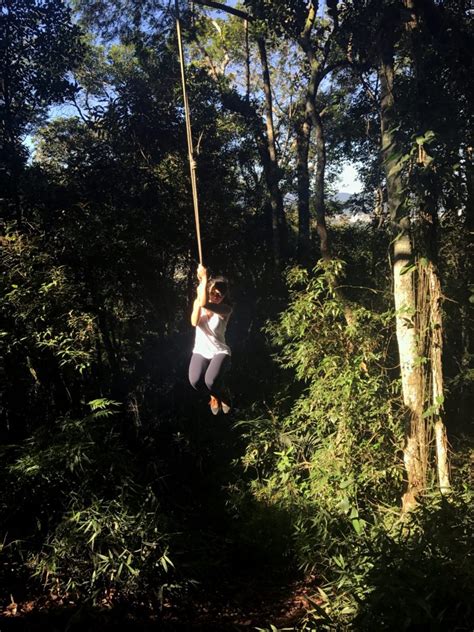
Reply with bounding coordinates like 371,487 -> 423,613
221,401 -> 231,414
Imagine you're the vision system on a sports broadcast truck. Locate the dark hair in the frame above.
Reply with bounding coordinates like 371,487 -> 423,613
209,276 -> 231,304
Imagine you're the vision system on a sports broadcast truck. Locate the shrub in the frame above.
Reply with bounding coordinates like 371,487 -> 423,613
1,399 -> 173,604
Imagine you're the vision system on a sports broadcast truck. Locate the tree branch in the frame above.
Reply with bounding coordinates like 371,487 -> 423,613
192,0 -> 253,21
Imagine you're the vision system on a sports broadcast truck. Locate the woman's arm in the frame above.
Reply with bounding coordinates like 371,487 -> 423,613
191,265 -> 208,326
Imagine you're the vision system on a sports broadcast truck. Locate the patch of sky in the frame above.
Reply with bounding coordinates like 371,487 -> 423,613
23,0 -> 363,197
336,163 -> 363,195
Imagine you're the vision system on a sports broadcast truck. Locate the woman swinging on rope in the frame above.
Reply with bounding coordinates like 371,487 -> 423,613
175,3 -> 233,412
189,264 -> 232,415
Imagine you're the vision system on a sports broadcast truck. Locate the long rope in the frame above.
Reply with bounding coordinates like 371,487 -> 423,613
175,0 -> 203,265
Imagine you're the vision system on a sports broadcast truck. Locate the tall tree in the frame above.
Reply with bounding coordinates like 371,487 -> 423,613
345,0 -> 473,508
191,0 -> 289,266
0,0 -> 83,222
377,5 -> 428,508
245,1 -> 349,264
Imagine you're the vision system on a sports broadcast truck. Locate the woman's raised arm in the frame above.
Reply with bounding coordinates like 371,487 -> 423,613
191,265 -> 208,326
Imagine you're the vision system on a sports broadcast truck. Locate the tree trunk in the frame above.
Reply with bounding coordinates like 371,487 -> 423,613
295,107 -> 311,264
417,206 -> 450,493
312,109 -> 330,261
256,35 -> 287,265
244,18 -> 250,103
404,0 -> 450,493
428,264 -> 450,492
192,31 -> 287,268
301,48 -> 331,263
380,44 -> 426,511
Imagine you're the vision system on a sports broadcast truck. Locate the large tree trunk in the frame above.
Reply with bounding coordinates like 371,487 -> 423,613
380,44 -> 427,511
417,200 -> 450,493
404,0 -> 450,493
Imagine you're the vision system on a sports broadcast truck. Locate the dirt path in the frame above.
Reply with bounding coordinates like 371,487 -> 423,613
0,573 -> 318,631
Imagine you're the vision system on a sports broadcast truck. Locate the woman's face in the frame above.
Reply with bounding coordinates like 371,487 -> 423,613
209,285 -> 224,304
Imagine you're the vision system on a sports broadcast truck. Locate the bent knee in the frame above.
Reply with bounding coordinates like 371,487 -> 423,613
204,377 -> 215,392
189,376 -> 201,391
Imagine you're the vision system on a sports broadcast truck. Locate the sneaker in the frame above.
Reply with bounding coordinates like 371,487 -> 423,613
221,401 -> 231,414
209,396 -> 220,415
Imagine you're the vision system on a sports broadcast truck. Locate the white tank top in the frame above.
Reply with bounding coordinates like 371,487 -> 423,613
193,307 -> 231,359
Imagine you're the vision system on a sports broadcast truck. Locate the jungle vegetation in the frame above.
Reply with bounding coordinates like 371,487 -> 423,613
1,0 -> 473,629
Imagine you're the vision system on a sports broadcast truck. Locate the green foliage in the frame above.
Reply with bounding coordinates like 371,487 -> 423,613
255,488 -> 474,630
1,228 -> 98,376
299,491 -> 474,631
0,0 -> 85,218
244,1 -> 313,39
234,261 -> 473,629
0,0 -> 84,135
31,493 -> 172,601
2,399 -> 173,603
234,260 -> 403,569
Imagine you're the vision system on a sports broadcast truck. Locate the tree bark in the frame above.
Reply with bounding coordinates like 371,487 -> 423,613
312,109 -> 330,261
428,264 -> 450,492
404,0 -> 451,493
380,42 -> 426,511
297,2 -> 343,264
295,107 -> 311,263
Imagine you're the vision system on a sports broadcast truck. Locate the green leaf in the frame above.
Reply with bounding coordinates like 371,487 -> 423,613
400,262 -> 416,276
352,518 -> 366,535
338,497 -> 351,514
415,130 -> 435,145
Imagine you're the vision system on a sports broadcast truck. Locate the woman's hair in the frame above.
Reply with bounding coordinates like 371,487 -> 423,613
209,276 -> 231,304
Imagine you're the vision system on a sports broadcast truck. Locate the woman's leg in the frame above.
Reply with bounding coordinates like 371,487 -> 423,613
188,353 -> 210,391
204,354 -> 231,402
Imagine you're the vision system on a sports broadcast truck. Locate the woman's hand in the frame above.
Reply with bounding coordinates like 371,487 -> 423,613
197,264 -> 208,280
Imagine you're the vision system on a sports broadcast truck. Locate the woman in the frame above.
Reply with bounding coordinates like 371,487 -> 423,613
189,264 -> 232,414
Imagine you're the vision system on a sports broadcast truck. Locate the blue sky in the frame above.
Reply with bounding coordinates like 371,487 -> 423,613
25,1 -> 362,194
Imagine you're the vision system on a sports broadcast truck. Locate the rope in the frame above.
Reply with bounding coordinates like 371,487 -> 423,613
175,0 -> 203,265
